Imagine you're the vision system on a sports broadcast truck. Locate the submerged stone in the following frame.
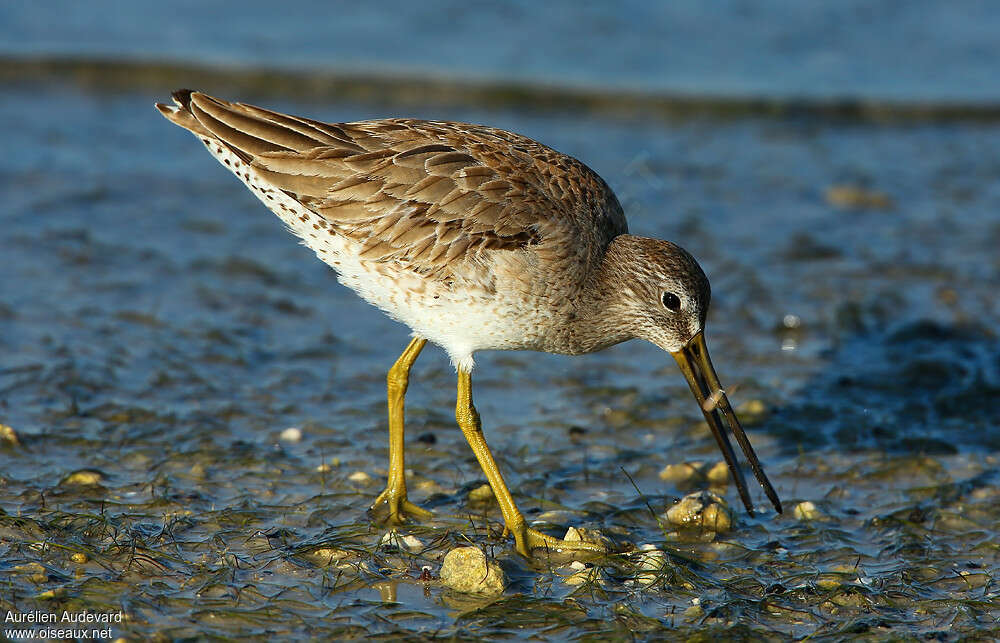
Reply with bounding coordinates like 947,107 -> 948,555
634,545 -> 667,587
467,483 -> 494,503
59,469 -> 105,486
562,560 -> 599,586
563,526 -> 610,549
665,491 -> 732,532
705,461 -> 730,484
659,461 -> 728,486
379,530 -> 424,553
0,423 -> 20,447
347,470 -> 373,484
659,461 -> 705,483
793,501 -> 826,521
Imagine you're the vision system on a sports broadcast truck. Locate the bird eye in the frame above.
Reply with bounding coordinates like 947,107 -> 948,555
661,291 -> 681,312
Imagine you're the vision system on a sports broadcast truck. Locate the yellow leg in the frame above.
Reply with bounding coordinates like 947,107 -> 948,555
455,369 -> 604,557
370,338 -> 432,523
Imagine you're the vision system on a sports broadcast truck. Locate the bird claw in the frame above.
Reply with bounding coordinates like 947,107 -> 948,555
514,526 -> 606,558
370,488 -> 433,524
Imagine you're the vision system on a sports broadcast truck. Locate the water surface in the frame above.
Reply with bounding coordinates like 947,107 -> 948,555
1,3 -> 999,638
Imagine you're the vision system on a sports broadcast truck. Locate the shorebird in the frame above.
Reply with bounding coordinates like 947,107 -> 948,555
156,90 -> 782,557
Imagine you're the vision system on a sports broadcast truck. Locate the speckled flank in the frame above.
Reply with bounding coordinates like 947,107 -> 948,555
192,136 -> 572,373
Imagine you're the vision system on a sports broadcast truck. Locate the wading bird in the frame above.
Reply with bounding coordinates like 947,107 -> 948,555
157,91 -> 781,556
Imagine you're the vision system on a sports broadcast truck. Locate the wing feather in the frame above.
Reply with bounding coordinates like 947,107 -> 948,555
159,91 -> 628,280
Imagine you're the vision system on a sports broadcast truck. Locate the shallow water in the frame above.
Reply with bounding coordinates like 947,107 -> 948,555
1,75 -> 999,639
4,0 -> 1000,101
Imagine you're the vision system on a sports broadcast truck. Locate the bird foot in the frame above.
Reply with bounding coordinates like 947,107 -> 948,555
370,488 -> 433,524
513,526 -> 606,558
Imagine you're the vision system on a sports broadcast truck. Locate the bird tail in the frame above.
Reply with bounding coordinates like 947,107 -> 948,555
154,89 -> 215,138
155,89 -> 349,166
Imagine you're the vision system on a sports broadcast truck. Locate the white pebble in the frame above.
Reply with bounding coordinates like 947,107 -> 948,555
347,470 -> 373,484
379,530 -> 424,553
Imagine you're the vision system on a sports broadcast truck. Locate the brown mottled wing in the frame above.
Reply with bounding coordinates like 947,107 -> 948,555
163,91 -> 627,276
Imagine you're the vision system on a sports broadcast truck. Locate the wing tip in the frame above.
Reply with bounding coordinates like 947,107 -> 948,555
155,88 -> 213,137
170,88 -> 199,111
155,88 -> 197,113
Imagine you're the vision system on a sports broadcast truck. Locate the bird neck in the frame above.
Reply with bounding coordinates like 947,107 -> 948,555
563,234 -> 638,354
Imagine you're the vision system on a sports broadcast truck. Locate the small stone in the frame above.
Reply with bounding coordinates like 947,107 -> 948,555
279,427 -> 303,442
699,504 -> 732,532
562,560 -> 598,586
303,547 -> 354,567
665,491 -> 732,532
316,458 -> 341,473
563,526 -> 608,547
379,530 -> 424,553
415,479 -> 445,494
467,483 -> 494,503
60,470 -> 104,486
735,399 -> 770,424
14,562 -> 46,575
738,399 -> 768,415
70,552 -> 88,564
440,547 -> 506,595
659,462 -> 705,483
0,423 -> 20,447
682,604 -> 704,621
705,461 -> 730,485
634,548 -> 667,586
817,577 -> 840,591
533,510 -> 577,524
826,184 -> 894,210
347,470 -> 373,484
793,501 -> 825,521
603,409 -> 630,428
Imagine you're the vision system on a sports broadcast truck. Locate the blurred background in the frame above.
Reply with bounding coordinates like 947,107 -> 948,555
2,1 -> 999,639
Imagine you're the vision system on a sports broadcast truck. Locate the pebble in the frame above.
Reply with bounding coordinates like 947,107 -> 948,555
533,510 -> 578,524
279,427 -> 303,442
826,184 -> 894,210
316,458 -> 341,473
659,460 -> 729,486
0,423 -> 20,447
302,547 -> 354,567
735,399 -> 769,422
665,491 -> 733,532
634,546 -> 667,586
705,461 -> 730,484
817,577 -> 841,591
379,530 -> 424,553
60,470 -> 104,486
562,560 -> 598,586
188,462 -> 207,479
415,479 -> 447,495
793,501 -> 825,521
563,526 -> 608,548
467,483 -> 494,503
347,470 -> 373,484
659,461 -> 705,483
439,547 -> 506,595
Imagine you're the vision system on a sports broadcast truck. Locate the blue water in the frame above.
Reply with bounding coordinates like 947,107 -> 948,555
2,4 -> 1000,639
3,0 -> 999,101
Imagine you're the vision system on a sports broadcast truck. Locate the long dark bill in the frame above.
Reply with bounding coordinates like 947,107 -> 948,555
671,331 -> 782,515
